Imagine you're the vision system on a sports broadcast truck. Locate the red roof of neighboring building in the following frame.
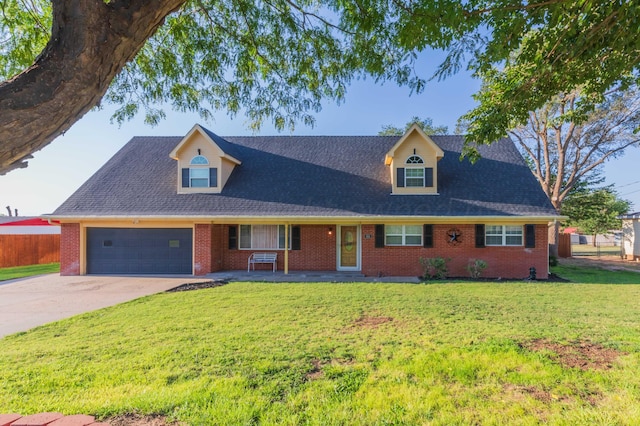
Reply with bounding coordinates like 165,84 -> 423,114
0,218 -> 59,226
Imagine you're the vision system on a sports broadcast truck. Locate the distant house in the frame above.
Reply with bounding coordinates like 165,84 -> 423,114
621,212 -> 640,261
0,217 -> 60,235
0,217 -> 60,267
49,124 -> 559,278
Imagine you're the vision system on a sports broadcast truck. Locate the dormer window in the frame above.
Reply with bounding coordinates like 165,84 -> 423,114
405,155 -> 425,187
385,124 -> 443,195
181,154 -> 217,189
190,155 -> 210,187
172,125 -> 241,193
191,155 -> 209,165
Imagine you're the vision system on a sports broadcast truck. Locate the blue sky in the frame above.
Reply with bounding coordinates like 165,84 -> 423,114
1,66 -> 638,216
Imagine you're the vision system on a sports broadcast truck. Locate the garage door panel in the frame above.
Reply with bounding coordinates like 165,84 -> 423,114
87,228 -> 192,274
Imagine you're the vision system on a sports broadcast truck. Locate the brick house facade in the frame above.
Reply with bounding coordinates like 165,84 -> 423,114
52,124 -> 559,279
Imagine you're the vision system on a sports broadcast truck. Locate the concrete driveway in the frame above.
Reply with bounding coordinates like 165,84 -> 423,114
0,274 -> 209,338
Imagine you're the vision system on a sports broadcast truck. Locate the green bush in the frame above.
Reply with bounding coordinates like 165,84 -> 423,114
419,257 -> 450,280
549,255 -> 558,267
466,259 -> 488,279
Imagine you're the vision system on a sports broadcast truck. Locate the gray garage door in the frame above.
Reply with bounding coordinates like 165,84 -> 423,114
87,228 -> 192,274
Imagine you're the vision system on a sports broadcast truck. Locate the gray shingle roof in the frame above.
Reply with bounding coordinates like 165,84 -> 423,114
52,130 -> 558,218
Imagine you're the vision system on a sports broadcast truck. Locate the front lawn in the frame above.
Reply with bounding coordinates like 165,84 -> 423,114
1,273 -> 640,424
0,262 -> 60,281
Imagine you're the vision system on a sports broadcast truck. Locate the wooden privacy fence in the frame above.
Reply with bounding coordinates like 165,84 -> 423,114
0,234 -> 60,267
558,233 -> 572,258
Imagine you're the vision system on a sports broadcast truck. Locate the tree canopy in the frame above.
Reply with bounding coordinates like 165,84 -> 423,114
507,87 -> 640,211
2,0 -> 640,174
378,117 -> 448,136
561,187 -> 630,245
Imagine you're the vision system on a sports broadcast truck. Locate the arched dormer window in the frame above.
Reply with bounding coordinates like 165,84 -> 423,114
190,155 -> 209,165
406,155 -> 424,164
404,155 -> 425,187
189,155 -> 210,187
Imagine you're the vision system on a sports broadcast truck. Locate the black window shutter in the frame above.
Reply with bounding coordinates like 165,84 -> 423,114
292,226 -> 301,250
423,224 -> 433,248
475,224 -> 485,248
228,225 -> 237,250
425,168 -> 434,187
525,224 -> 535,248
209,168 -> 218,187
181,168 -> 190,188
375,225 -> 385,248
397,168 -> 405,187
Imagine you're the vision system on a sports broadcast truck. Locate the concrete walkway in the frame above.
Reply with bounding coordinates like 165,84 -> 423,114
0,274 -> 209,338
207,270 -> 421,283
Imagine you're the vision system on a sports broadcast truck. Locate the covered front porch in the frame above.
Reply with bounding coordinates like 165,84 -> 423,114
205,270 -> 420,283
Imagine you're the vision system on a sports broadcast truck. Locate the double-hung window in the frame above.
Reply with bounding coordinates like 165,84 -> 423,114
385,225 -> 423,246
190,155 -> 209,187
405,155 -> 425,187
485,225 -> 523,246
239,225 -> 291,249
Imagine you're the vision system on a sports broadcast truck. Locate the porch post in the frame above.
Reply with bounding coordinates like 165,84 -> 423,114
284,223 -> 289,274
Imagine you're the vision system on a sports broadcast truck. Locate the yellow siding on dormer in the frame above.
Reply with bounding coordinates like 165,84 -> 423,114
172,126 -> 240,194
387,126 -> 443,195
220,157 -> 236,188
176,132 -> 224,194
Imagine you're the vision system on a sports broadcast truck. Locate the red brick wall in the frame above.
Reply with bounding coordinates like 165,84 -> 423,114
213,225 -> 336,271
60,223 -> 80,276
194,224 -> 212,275
361,224 -> 548,279
210,224 -> 225,272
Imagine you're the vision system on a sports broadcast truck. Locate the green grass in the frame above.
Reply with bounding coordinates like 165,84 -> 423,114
570,244 -> 621,256
1,269 -> 640,424
0,263 -> 59,281
553,263 -> 640,284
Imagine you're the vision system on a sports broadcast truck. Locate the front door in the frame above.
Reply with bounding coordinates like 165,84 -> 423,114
338,225 -> 360,270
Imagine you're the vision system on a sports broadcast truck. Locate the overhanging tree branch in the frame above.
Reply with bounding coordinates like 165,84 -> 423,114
0,0 -> 185,174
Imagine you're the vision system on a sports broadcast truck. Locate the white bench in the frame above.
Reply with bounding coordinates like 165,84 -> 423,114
247,252 -> 277,272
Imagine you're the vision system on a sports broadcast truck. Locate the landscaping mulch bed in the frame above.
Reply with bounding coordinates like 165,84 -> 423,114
166,280 -> 228,292
106,414 -> 180,426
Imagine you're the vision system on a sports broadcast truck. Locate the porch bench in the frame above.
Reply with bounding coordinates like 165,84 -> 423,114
247,252 -> 277,272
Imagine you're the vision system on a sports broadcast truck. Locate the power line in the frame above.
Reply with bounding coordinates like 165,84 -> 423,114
616,179 -> 640,189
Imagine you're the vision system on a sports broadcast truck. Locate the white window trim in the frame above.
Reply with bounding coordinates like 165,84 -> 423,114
404,167 -> 425,187
189,167 -> 209,187
189,155 -> 210,188
385,225 -> 423,246
485,225 -> 523,246
239,225 -> 292,250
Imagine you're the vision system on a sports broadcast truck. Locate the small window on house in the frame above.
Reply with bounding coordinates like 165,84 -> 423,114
190,155 -> 209,187
239,225 -> 292,249
405,168 -> 425,187
485,225 -> 523,246
405,155 -> 425,187
102,240 -> 113,248
385,225 -> 422,246
169,239 -> 180,248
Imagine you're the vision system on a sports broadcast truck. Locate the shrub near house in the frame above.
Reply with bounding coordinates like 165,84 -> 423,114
49,124 -> 558,278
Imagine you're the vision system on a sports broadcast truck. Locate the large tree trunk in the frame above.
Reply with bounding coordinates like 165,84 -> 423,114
0,0 -> 186,175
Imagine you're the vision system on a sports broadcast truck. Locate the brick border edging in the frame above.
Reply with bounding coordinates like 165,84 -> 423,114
0,413 -> 109,426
